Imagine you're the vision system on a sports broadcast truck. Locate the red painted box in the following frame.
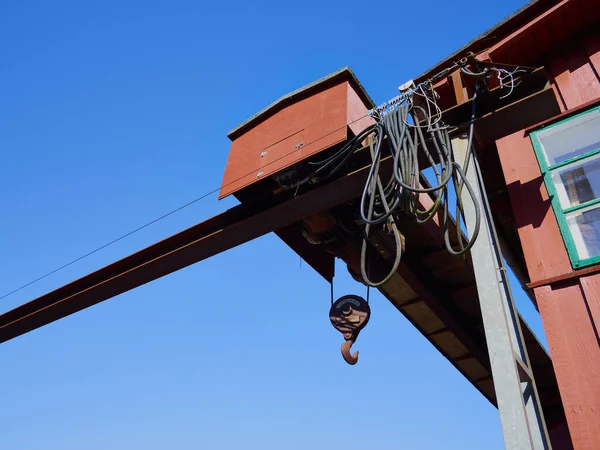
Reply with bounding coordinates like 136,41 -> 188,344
219,67 -> 375,199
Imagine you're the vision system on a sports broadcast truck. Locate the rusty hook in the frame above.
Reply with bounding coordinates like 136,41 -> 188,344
341,334 -> 359,365
330,295 -> 370,366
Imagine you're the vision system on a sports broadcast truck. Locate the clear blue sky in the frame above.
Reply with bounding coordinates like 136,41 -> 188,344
1,1 -> 547,448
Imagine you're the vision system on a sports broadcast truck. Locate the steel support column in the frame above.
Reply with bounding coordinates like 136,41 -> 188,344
452,136 -> 551,450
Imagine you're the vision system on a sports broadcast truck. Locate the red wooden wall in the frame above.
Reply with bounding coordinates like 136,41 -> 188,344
494,10 -> 600,448
219,76 -> 374,200
549,33 -> 600,111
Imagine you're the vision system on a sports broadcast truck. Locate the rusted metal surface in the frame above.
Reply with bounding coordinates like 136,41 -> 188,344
329,295 -> 370,365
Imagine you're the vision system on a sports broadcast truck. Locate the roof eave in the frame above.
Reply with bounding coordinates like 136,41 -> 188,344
227,66 -> 375,141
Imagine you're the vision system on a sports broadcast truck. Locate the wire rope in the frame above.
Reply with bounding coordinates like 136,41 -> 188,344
0,113 -> 372,302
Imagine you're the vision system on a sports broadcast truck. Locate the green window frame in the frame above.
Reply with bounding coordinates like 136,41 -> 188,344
530,105 -> 600,269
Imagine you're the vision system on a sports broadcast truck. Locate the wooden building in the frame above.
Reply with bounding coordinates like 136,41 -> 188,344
220,0 -> 600,446
0,0 -> 598,449
410,0 -> 600,447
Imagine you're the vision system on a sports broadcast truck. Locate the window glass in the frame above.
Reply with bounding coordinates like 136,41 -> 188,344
566,204 -> 600,259
551,152 -> 600,209
537,109 -> 600,165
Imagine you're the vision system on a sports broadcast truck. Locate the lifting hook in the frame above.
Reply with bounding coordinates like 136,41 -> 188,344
329,295 -> 370,366
341,333 -> 359,365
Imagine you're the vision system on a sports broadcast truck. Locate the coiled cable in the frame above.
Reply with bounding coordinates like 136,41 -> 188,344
299,76 -> 483,288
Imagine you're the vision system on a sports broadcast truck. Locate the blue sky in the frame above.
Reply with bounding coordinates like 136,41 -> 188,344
0,1 -> 546,448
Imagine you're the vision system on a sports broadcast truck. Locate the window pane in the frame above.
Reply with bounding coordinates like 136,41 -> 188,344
566,204 -> 600,260
551,152 -> 600,208
537,109 -> 600,166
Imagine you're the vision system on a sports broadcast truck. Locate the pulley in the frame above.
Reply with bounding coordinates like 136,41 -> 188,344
329,294 -> 370,365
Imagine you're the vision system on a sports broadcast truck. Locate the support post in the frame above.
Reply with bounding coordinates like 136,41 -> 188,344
452,136 -> 551,450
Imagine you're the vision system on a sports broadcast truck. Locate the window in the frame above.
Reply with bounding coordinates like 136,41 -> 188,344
531,106 -> 600,268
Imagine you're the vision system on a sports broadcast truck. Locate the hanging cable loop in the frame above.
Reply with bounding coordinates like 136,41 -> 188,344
306,61 -> 523,287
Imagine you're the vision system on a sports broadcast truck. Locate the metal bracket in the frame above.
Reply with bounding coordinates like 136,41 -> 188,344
398,79 -> 416,93
515,352 -> 534,382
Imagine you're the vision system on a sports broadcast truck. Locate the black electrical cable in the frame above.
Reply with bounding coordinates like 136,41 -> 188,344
459,66 -> 489,78
305,74 -> 484,288
359,132 -> 403,287
444,82 -> 482,256
4,59 -> 513,302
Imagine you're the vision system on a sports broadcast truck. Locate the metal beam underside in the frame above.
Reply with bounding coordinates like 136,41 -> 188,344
0,84 -> 566,432
0,160 -> 375,344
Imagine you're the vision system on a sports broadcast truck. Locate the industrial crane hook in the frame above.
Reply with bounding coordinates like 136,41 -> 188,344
330,294 -> 370,366
341,334 -> 359,365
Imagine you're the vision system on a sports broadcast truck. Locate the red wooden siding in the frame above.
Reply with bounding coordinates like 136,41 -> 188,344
346,83 -> 375,137
486,0 -> 600,67
579,273 -> 600,338
492,4 -> 600,446
535,281 -> 600,450
583,33 -> 600,75
219,78 -> 373,199
496,131 -> 572,283
220,82 -> 349,199
549,41 -> 600,110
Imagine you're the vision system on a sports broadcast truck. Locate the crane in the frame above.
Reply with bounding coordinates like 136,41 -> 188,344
0,61 -> 568,449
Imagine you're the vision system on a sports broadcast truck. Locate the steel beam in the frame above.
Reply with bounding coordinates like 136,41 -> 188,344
453,136 -> 551,450
0,160 -> 382,344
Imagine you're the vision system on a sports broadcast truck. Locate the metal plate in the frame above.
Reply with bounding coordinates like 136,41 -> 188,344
329,295 -> 370,335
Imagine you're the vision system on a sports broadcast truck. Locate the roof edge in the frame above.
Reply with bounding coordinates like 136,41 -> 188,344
414,0 -> 558,84
227,67 -> 375,141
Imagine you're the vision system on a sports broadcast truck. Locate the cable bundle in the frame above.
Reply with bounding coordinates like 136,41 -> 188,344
358,91 -> 481,287
303,81 -> 484,288
0,60 -> 525,302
